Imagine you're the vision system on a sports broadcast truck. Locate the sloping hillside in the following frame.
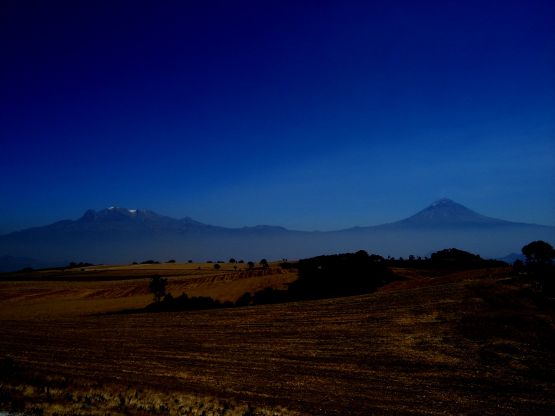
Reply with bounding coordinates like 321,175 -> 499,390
0,265 -> 553,415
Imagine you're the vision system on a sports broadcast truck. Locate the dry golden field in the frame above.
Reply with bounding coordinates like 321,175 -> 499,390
0,263 -> 295,319
0,263 -> 554,415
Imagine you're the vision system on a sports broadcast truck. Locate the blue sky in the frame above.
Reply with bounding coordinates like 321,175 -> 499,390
1,0 -> 554,233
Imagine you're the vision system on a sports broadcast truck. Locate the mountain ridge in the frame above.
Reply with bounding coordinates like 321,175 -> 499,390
2,198 -> 549,237
384,198 -> 516,228
0,199 -> 553,269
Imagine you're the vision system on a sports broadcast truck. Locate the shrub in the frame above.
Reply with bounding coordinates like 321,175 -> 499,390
148,275 -> 167,303
288,251 -> 394,299
522,241 -> 555,266
235,292 -> 253,307
522,240 -> 555,295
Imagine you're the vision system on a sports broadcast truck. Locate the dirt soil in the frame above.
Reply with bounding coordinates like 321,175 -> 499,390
0,265 -> 554,415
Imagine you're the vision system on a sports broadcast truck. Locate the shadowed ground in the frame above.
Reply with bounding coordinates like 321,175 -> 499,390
0,266 -> 554,415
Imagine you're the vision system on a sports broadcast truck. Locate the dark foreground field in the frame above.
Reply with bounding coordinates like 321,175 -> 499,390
0,265 -> 554,415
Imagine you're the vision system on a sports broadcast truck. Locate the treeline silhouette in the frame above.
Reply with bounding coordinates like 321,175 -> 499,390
519,240 -> 555,295
146,293 -> 234,312
384,248 -> 507,269
146,250 -> 397,312
145,288 -> 293,312
286,250 -> 394,299
142,243 -> 553,313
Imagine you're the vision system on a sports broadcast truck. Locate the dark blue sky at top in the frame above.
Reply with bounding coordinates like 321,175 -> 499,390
1,0 -> 554,233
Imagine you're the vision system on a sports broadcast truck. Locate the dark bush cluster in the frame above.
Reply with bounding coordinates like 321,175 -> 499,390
146,293 -> 233,312
67,261 -> 94,269
430,248 -> 481,262
382,248 -> 506,269
521,240 -> 555,295
287,250 -> 394,299
141,260 -> 160,264
235,288 -> 290,307
147,286 -> 293,312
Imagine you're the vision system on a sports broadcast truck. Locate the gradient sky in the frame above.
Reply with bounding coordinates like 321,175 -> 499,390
1,0 -> 554,234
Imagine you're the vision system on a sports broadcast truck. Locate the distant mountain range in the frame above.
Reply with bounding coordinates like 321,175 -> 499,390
0,199 -> 553,271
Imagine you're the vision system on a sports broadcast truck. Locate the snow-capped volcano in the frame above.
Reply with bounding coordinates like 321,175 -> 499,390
0,199 -> 553,269
108,206 -> 137,214
78,207 -> 171,223
395,198 -> 510,227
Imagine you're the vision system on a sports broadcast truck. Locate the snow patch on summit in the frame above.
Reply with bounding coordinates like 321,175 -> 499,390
430,198 -> 454,207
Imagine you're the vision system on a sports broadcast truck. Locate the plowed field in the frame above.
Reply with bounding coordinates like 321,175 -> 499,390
0,265 -> 554,415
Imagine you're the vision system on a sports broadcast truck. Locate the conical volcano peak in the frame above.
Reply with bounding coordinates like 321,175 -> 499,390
430,198 -> 457,207
399,199 -> 508,227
